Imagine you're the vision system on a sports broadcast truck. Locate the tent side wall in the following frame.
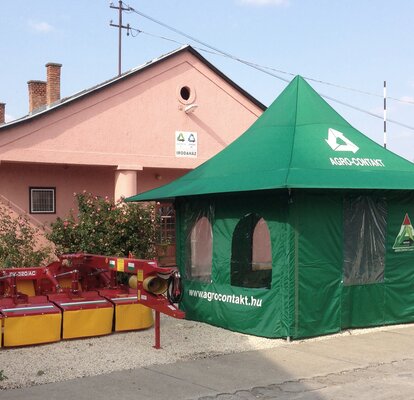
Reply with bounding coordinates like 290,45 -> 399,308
341,191 -> 414,328
384,192 -> 414,323
294,190 -> 414,339
176,192 -> 294,338
292,192 -> 343,338
175,189 -> 414,340
339,191 -> 414,330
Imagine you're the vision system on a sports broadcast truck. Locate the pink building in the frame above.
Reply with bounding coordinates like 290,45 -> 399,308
0,46 -> 264,244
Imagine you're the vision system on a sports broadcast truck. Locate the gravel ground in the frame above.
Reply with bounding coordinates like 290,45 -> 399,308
0,314 -> 411,391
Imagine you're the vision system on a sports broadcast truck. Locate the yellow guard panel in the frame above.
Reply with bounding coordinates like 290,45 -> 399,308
3,313 -> 61,347
114,304 -> 153,331
62,307 -> 113,339
16,281 -> 36,297
57,278 -> 83,291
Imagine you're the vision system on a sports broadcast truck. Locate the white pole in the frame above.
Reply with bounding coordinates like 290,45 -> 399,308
383,81 -> 387,148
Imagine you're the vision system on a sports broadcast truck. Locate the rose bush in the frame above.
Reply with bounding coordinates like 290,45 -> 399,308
0,205 -> 51,268
47,192 -> 159,259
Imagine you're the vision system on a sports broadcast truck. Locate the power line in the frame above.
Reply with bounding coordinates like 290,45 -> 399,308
126,4 -> 414,104
388,96 -> 414,105
123,4 -> 414,131
127,6 -> 291,83
140,24 -> 414,109
127,5 -> 410,100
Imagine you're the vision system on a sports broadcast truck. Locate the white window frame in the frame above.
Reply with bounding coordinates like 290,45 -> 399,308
29,187 -> 56,214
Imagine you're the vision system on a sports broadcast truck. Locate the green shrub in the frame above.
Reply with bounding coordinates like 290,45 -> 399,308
0,205 -> 51,268
0,369 -> 8,381
47,192 -> 159,259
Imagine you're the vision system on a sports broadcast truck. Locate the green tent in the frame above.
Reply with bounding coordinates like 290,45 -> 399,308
127,76 -> 414,339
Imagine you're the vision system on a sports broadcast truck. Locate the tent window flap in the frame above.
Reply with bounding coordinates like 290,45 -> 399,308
231,214 -> 272,289
343,196 -> 387,286
186,216 -> 213,282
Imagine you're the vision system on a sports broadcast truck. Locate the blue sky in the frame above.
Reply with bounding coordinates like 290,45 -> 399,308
1,1 -> 413,160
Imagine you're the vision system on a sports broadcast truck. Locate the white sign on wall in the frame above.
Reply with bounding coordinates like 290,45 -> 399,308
175,131 -> 197,158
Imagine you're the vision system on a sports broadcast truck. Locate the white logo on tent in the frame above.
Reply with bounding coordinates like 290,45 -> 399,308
325,128 -> 359,153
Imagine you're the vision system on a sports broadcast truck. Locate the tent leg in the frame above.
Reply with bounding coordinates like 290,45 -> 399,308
153,310 -> 161,349
287,336 -> 291,343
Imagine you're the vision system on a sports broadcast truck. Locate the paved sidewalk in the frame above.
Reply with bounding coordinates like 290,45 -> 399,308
2,325 -> 414,400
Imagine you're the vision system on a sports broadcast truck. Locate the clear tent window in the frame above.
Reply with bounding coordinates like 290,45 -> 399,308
343,196 -> 387,286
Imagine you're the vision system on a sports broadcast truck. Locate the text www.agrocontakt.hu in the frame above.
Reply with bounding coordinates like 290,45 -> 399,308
188,289 -> 263,307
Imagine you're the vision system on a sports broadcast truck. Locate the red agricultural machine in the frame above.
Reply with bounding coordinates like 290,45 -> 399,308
0,253 -> 184,348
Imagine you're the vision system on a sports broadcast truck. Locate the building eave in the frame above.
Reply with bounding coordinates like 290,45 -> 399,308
0,45 -> 266,131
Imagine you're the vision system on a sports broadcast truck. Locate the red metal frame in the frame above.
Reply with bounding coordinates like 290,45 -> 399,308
0,253 -> 185,348
0,296 -> 61,318
59,253 -> 185,348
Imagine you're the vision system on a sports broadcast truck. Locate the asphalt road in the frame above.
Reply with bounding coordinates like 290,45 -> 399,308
2,324 -> 414,399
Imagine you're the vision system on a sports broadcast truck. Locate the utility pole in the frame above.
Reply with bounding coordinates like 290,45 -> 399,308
110,1 -> 131,76
383,80 -> 387,149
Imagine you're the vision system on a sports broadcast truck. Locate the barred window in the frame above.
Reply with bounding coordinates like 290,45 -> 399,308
157,203 -> 176,243
30,187 -> 56,214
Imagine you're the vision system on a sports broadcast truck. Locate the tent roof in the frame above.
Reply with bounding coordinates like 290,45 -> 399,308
127,75 -> 414,202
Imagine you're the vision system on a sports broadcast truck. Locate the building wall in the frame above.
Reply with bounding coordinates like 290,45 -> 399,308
0,163 -> 114,227
0,163 -> 191,226
0,49 -> 263,247
0,51 -> 263,172
137,168 -> 189,194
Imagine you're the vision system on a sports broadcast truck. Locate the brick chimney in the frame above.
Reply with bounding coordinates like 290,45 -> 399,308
0,103 -> 5,124
28,80 -> 47,113
46,62 -> 62,106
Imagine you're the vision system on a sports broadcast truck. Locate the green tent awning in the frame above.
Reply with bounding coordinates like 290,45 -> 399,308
127,76 -> 414,202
